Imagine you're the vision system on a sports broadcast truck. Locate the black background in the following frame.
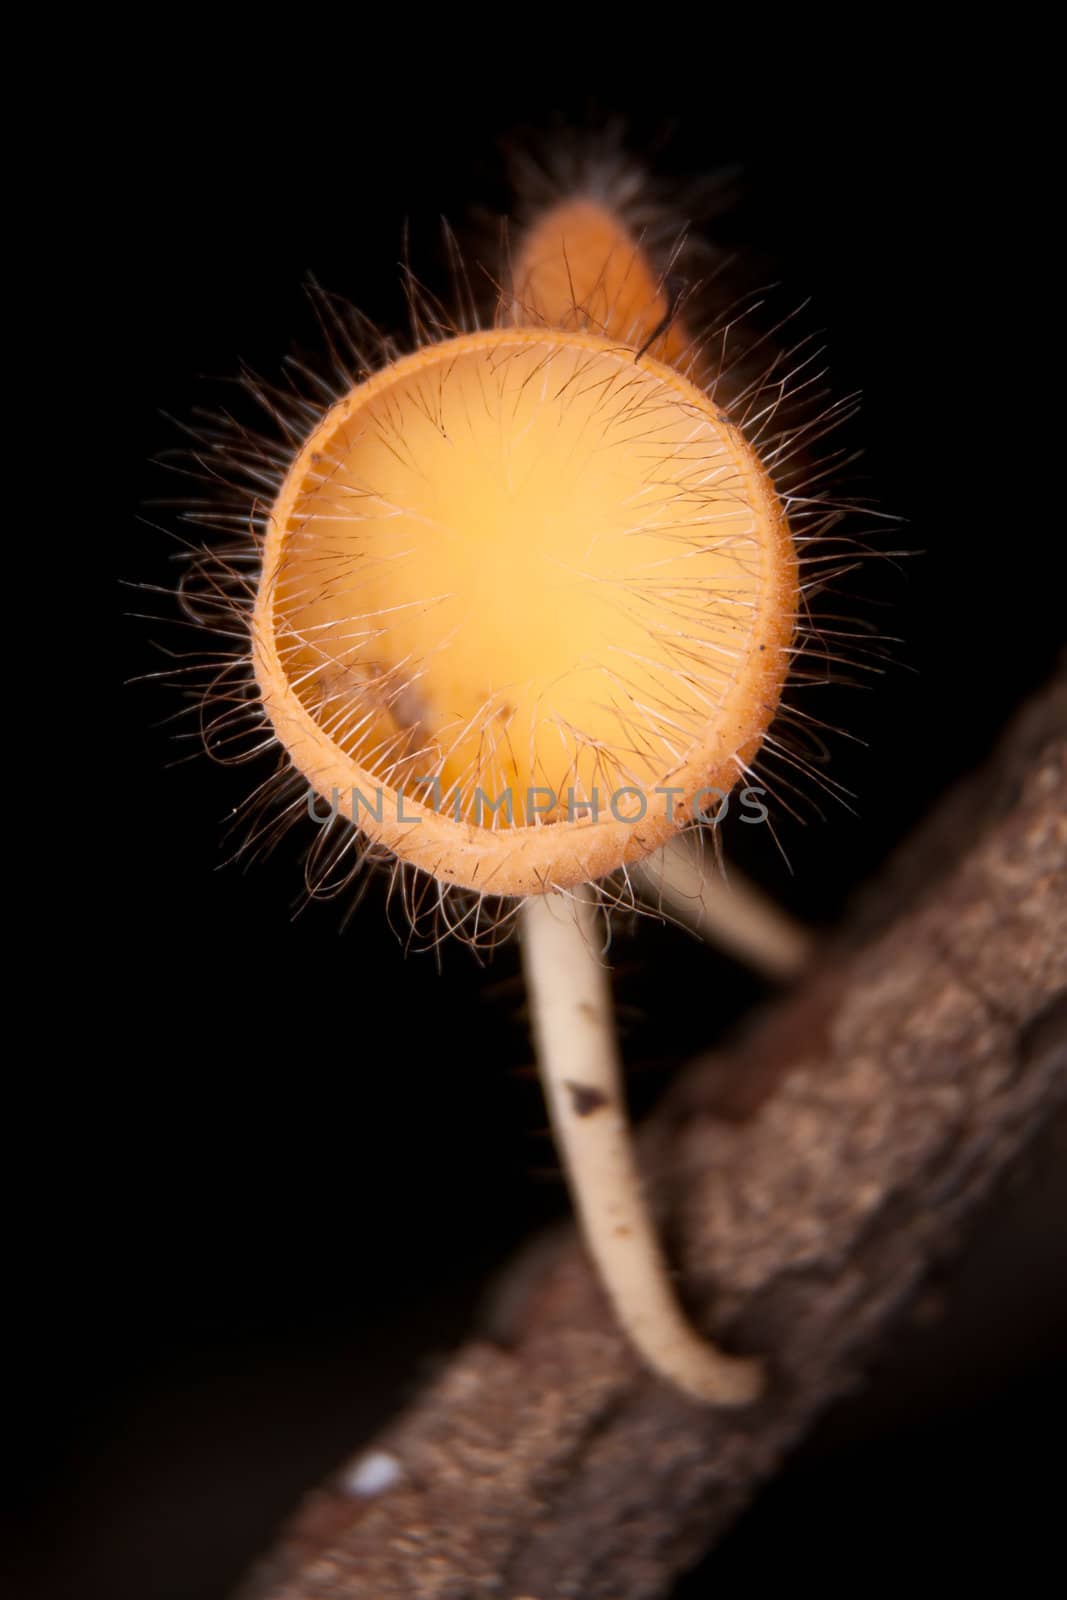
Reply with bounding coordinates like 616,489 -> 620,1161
25,57 -> 1065,1600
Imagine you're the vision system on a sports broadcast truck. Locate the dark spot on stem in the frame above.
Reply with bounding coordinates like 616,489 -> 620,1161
564,1080 -> 609,1117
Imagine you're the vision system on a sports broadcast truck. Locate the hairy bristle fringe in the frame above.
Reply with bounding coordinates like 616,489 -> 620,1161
136,140 -> 900,954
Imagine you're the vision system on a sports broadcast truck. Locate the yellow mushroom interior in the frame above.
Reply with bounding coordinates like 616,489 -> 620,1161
269,335 -> 766,827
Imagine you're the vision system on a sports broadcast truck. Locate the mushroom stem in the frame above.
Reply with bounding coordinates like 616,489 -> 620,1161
520,886 -> 764,1406
638,836 -> 814,981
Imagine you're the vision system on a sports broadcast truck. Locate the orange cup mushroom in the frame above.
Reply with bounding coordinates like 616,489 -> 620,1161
250,194 -> 797,1403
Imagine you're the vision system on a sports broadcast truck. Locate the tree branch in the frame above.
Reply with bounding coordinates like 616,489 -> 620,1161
239,670 -> 1067,1600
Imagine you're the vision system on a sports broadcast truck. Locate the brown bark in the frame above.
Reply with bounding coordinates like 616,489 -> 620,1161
239,671 -> 1067,1600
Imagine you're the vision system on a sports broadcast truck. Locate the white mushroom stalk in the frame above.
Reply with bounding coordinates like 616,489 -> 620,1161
521,886 -> 764,1406
638,836 -> 814,981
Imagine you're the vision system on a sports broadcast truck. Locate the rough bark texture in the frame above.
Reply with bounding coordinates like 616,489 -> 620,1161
239,672 -> 1067,1600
